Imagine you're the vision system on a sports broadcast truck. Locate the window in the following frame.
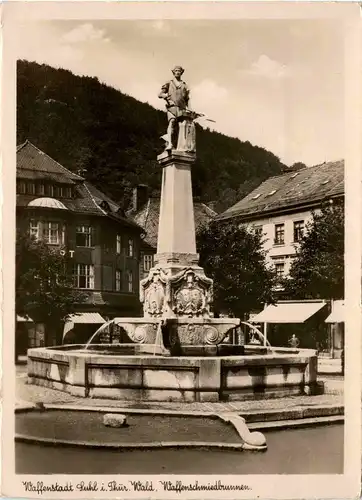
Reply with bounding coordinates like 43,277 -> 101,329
76,225 -> 93,247
143,254 -> 153,272
36,183 -> 45,196
275,262 -> 285,280
55,186 -> 64,198
252,193 -> 261,200
116,234 -> 122,254
127,270 -> 133,292
253,225 -> 263,237
65,187 -> 72,198
267,190 -> 277,196
44,222 -> 60,245
27,182 -> 35,195
28,327 -> 44,348
73,264 -> 94,289
274,224 -> 285,245
45,184 -> 54,197
293,220 -> 304,242
115,270 -> 122,291
29,220 -> 40,240
128,238 -> 134,257
18,181 -> 26,194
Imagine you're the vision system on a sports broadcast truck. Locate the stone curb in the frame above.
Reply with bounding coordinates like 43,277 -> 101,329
248,414 -> 344,431
21,402 -> 344,422
243,405 -> 344,423
15,434 -> 249,451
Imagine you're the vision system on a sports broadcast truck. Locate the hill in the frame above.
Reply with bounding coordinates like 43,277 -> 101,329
17,60 -> 286,212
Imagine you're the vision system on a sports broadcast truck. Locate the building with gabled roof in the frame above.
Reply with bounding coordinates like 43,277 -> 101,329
218,160 -> 343,222
217,160 -> 344,280
217,160 -> 344,357
16,141 -> 144,352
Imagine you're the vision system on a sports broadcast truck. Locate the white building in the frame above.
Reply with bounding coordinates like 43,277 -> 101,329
217,160 -> 344,358
217,160 -> 344,280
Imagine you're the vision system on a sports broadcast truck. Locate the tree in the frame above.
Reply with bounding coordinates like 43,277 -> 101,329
16,231 -> 86,345
285,201 -> 344,300
197,220 -> 276,317
290,161 -> 307,171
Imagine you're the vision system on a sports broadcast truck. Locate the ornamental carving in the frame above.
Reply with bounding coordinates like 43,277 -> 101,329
120,323 -> 158,344
169,269 -> 213,318
140,267 -> 169,317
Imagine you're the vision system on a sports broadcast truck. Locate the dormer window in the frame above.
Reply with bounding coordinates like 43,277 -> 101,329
45,184 -> 54,197
18,181 -> 26,194
321,180 -> 329,185
252,193 -> 261,200
267,190 -> 277,196
27,182 -> 35,195
36,183 -> 45,196
56,186 -> 64,198
291,172 -> 299,179
100,200 -> 110,212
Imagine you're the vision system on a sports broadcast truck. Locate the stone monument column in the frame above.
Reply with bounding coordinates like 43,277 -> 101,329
156,150 -> 197,262
138,65 -> 240,351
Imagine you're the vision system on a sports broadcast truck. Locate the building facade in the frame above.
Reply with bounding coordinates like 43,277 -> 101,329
217,161 -> 344,282
217,161 -> 344,356
16,141 -> 144,350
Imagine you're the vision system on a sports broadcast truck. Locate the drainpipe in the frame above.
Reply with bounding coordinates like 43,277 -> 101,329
263,322 -> 268,347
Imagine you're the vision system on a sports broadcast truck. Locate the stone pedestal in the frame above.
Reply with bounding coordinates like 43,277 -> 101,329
139,149 -> 240,348
156,150 -> 197,256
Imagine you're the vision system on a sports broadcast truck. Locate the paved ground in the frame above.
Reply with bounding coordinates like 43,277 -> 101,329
16,364 -> 343,413
318,357 -> 343,374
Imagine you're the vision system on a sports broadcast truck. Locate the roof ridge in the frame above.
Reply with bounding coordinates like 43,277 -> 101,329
20,141 -> 84,181
143,198 -> 151,227
83,183 -> 107,215
84,181 -> 120,209
16,140 -> 28,152
265,160 -> 344,182
199,202 -> 218,216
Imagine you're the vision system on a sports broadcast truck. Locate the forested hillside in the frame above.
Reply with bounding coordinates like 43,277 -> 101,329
17,60 -> 286,212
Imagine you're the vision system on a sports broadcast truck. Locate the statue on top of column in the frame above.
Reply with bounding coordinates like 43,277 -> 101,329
158,66 -> 198,153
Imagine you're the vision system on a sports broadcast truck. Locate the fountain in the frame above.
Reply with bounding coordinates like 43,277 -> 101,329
27,66 -> 320,402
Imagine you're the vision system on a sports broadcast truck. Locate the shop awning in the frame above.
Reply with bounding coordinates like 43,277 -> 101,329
17,315 -> 33,323
325,301 -> 344,323
63,313 -> 106,339
250,302 -> 326,324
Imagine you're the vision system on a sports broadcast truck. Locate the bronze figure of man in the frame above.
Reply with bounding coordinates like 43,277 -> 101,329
158,65 -> 191,150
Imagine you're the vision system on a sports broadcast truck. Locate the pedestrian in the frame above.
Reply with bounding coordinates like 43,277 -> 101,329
341,348 -> 344,375
288,334 -> 300,348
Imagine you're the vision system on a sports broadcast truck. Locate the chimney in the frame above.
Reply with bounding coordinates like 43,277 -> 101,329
132,184 -> 149,212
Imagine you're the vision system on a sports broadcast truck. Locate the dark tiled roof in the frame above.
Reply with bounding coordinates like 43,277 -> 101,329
16,141 -> 142,231
85,182 -> 120,213
17,141 -> 83,184
218,160 -> 344,221
128,198 -> 217,249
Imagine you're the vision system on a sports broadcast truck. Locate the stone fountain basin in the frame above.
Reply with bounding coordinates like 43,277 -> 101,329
27,344 -> 320,402
113,317 -> 240,350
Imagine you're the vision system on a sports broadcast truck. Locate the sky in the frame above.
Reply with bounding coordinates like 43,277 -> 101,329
14,19 -> 345,166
